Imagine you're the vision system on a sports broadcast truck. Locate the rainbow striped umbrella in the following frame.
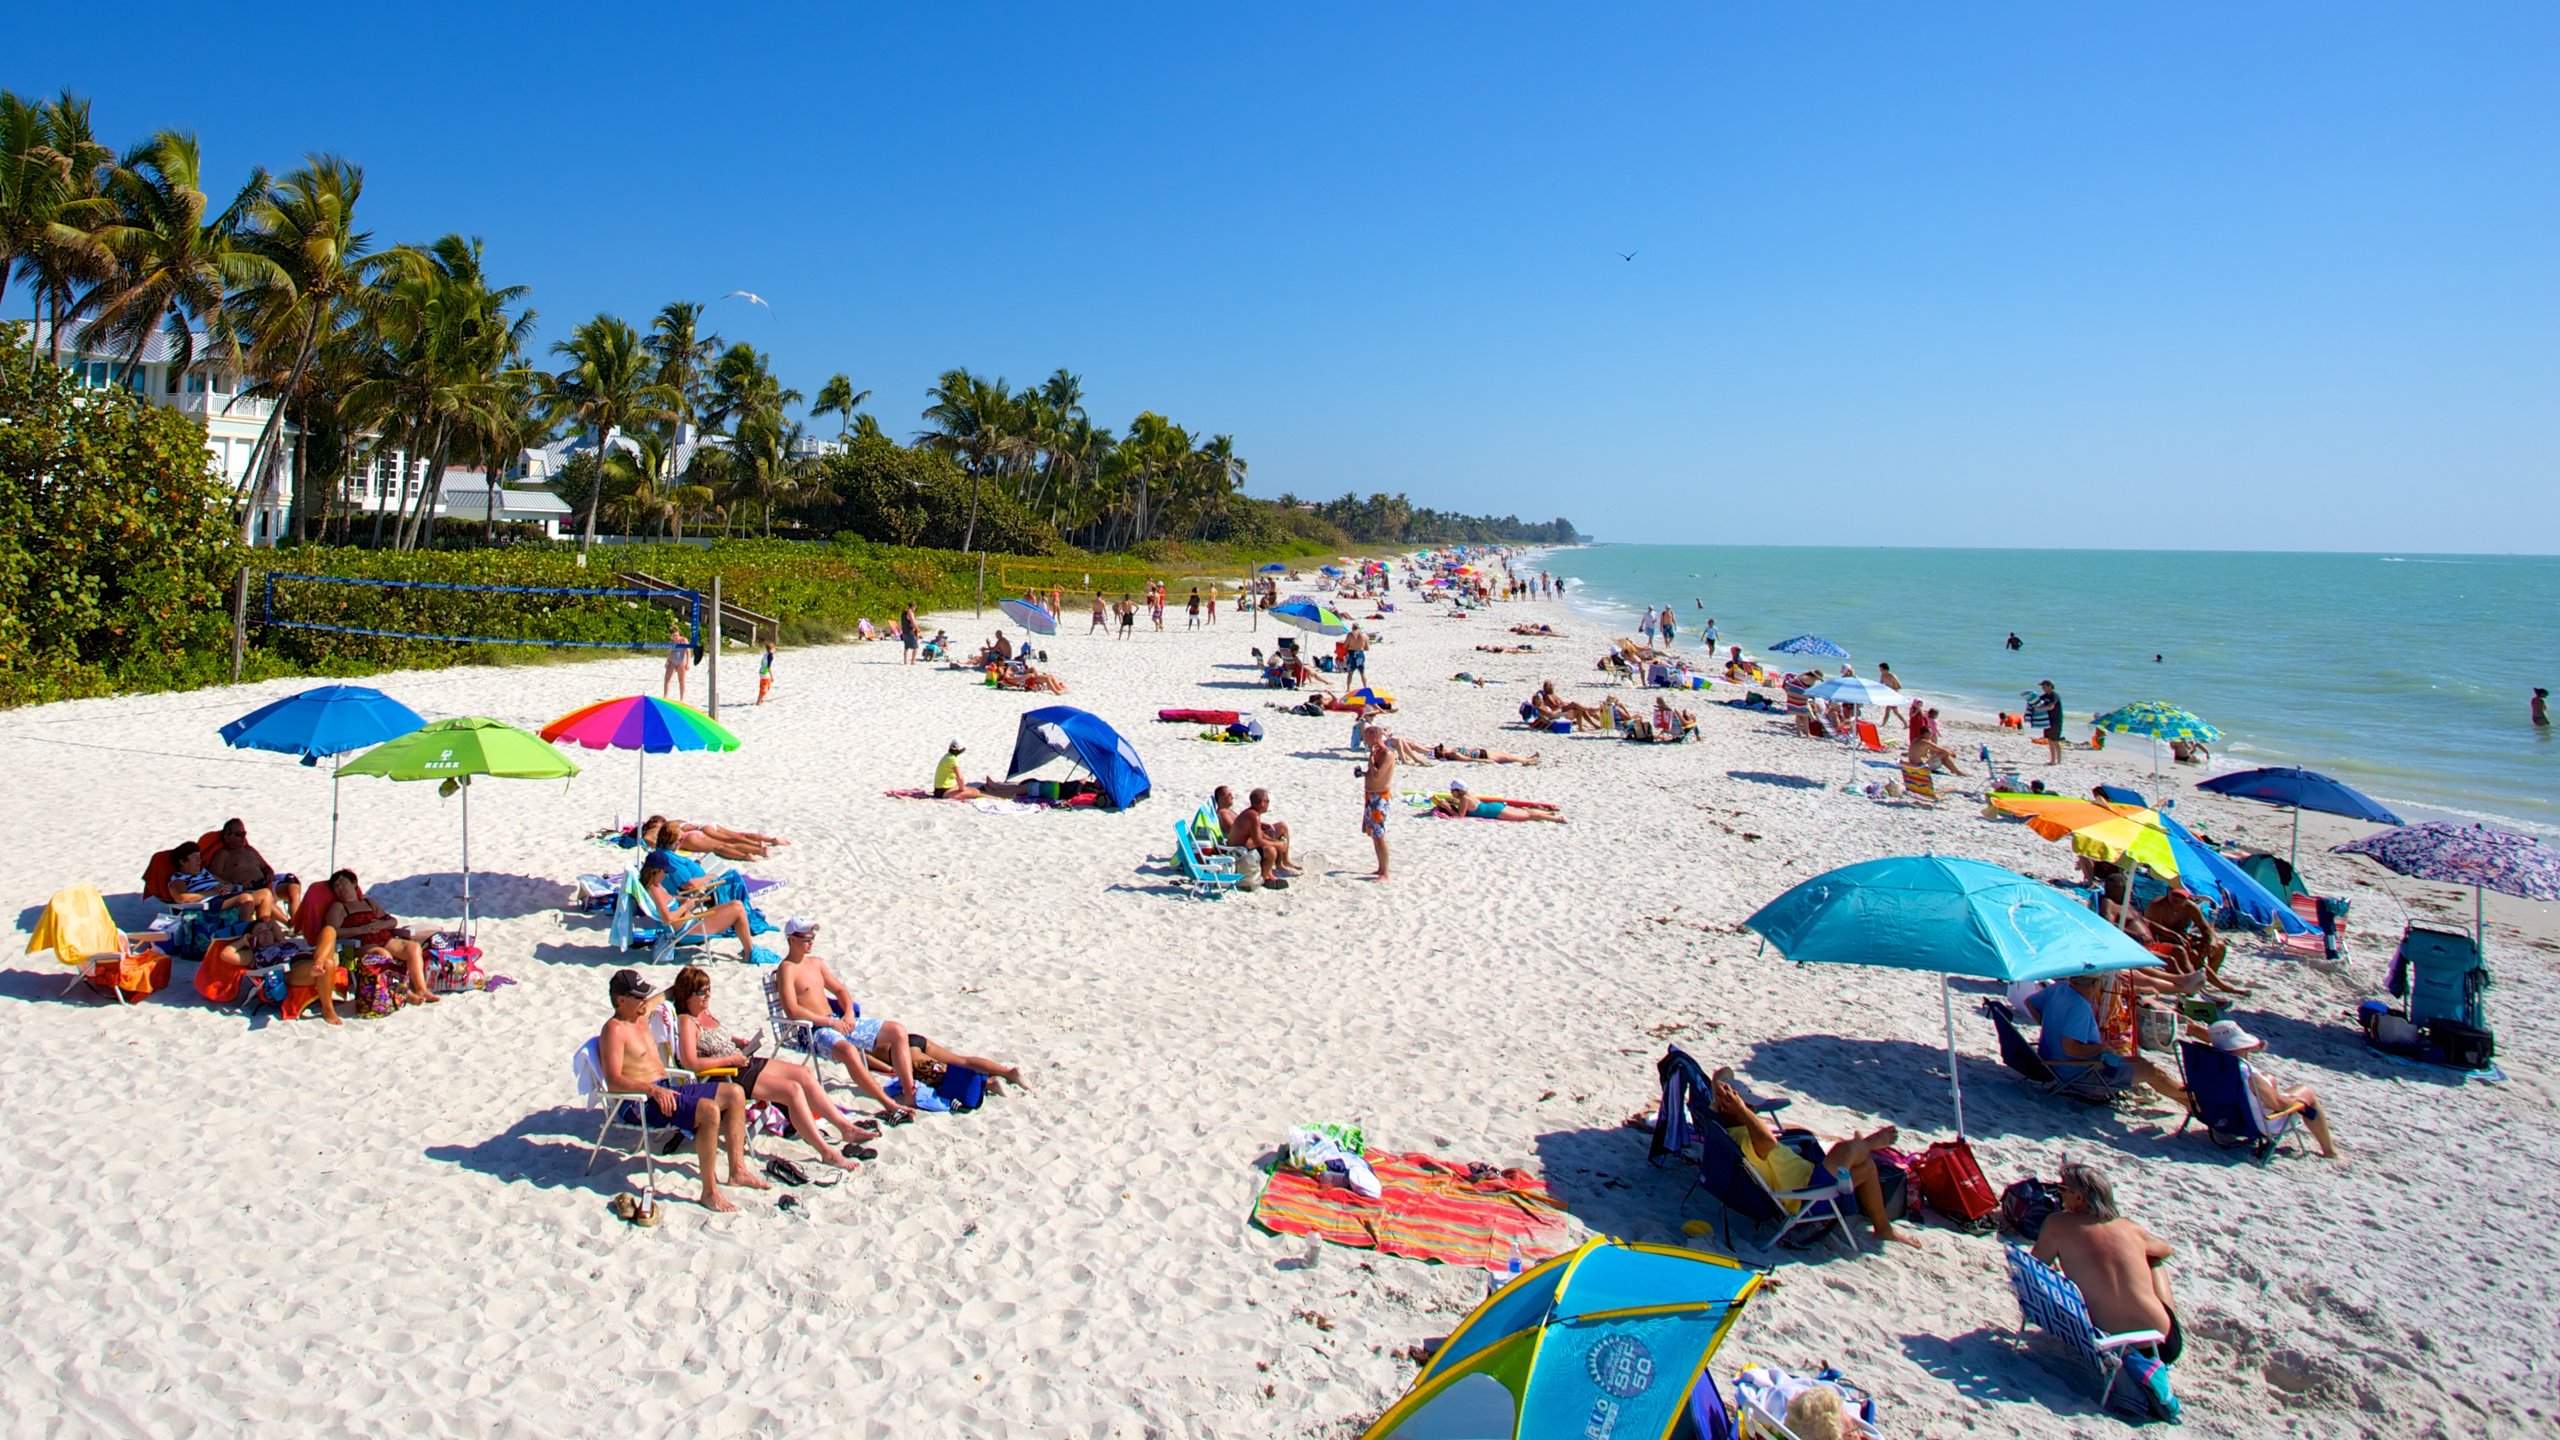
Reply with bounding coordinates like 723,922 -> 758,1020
541,695 -> 740,821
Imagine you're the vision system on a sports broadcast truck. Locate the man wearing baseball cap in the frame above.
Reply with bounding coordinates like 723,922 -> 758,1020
932,740 -> 983,801
2204,1020 -> 2340,1159
598,968 -> 769,1211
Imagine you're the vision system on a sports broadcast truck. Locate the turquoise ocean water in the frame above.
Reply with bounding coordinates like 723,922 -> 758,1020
1539,546 -> 2560,835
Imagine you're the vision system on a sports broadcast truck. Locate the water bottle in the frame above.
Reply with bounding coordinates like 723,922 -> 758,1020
1486,1237 -> 1523,1296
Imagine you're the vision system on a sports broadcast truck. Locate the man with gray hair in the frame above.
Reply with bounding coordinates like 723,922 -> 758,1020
2031,1159 -> 2182,1364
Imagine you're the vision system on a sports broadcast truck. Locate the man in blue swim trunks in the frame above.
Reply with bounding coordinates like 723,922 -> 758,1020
597,968 -> 766,1212
1361,730 -> 1395,881
773,918 -> 945,1122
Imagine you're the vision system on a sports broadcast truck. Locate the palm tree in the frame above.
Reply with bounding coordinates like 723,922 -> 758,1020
227,156 -> 371,544
546,313 -> 674,551
703,341 -> 798,436
645,300 -> 717,443
919,367 -> 1022,554
732,416 -> 811,538
342,235 -> 530,550
74,130 -> 265,388
850,412 -> 886,442
811,372 -> 870,439
5,91 -> 113,369
467,366 -> 551,541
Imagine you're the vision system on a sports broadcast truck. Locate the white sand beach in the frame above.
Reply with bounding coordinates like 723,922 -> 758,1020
4,590 -> 2554,1438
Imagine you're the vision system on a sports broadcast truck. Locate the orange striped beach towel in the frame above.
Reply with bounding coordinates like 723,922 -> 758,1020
1252,1152 -> 1574,1266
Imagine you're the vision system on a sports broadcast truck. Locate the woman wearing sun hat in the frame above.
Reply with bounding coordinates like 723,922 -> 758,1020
2208,1020 -> 2342,1159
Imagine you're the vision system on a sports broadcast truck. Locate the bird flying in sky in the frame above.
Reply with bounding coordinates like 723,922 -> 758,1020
722,290 -> 771,310
1618,251 -> 1637,262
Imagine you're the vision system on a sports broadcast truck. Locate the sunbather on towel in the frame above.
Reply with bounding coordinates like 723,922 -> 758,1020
642,850 -> 759,959
1476,643 -> 1536,654
2037,974 -> 2189,1107
2031,1160 -> 2181,1363
666,964 -> 879,1171
774,920 -> 1021,1122
1430,781 -> 1568,822
208,819 -> 300,914
1429,742 -> 1540,765
599,968 -> 768,1212
166,842 -> 283,922
2202,1020 -> 2341,1158
646,813 -> 784,862
317,869 -> 437,1006
1708,1068 -> 1918,1249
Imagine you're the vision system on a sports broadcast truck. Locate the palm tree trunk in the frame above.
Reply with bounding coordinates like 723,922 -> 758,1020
484,448 -> 501,542
237,307 -> 325,545
579,421 -> 610,552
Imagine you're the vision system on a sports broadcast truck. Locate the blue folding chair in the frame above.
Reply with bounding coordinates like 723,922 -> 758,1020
2176,1041 -> 2306,1162
2006,1244 -> 2175,1419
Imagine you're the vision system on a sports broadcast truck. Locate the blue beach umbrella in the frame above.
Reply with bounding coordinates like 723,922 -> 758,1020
220,684 -> 428,871
1271,597 -> 1351,636
2197,766 -> 2402,868
1745,855 -> 2158,1135
2157,813 -> 2311,934
1768,634 -> 1850,659
1258,562 -> 1289,573
998,596 -> 1060,636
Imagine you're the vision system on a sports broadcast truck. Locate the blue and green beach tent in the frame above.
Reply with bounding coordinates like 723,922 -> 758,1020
1361,1238 -> 1762,1440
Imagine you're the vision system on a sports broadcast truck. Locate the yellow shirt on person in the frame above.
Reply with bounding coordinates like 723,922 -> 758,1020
934,754 -> 962,792
1727,1126 -> 1817,1212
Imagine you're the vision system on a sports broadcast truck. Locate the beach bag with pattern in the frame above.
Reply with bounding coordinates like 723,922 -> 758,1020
1908,1138 -> 1998,1228
352,959 -> 405,1018
1999,1177 -> 2063,1240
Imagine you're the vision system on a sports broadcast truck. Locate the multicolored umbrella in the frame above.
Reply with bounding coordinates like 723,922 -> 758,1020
1988,794 -> 2182,881
1768,634 -> 1850,659
541,695 -> 739,822
2197,766 -> 2402,868
338,718 -> 581,940
997,597 -> 1059,636
2334,821 -> 2560,944
220,684 -> 428,871
1271,598 -> 1350,636
2095,701 -> 2222,783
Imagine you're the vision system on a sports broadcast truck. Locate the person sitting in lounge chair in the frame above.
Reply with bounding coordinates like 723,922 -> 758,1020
1707,1067 -> 1919,1249
207,819 -> 300,914
641,849 -> 759,959
2143,883 -> 2247,997
2030,1161 -> 2183,1368
1430,780 -> 1568,822
773,919 -> 1022,1122
1532,681 -> 1609,730
317,869 -> 437,1006
598,968 -> 768,1212
665,964 -> 880,1171
1223,787 -> 1301,886
2037,973 -> 2188,1106
2200,1020 -> 2340,1158
166,841 -> 283,922
997,659 -> 1068,693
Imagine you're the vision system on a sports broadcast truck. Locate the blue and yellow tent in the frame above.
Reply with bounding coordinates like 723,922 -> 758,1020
1361,1237 -> 1763,1440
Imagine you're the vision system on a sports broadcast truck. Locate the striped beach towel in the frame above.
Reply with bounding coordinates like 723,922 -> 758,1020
1252,1152 -> 1574,1266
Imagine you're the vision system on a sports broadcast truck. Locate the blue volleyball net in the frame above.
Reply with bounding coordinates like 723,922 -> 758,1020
260,572 -> 702,653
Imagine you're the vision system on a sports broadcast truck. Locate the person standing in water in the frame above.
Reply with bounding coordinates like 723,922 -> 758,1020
2535,687 -> 2550,727
1659,604 -> 1676,646
2006,631 -> 2024,651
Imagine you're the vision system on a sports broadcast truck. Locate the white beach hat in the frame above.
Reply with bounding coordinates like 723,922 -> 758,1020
2208,1020 -> 2265,1054
783,916 -> 820,937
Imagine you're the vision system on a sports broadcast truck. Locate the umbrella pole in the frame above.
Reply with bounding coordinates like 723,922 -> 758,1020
636,748 -> 646,828
2289,805 -> 2302,871
1941,975 -> 1965,1138
460,777 -> 473,944
2476,884 -> 2485,952
329,769 -> 341,875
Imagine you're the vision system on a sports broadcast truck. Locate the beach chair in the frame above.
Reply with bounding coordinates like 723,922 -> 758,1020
1854,721 -> 1887,753
1172,822 -> 1246,898
2389,925 -> 2488,1032
1984,1000 -> 2117,1104
1898,763 -> 1941,806
2175,1041 -> 2306,1162
573,1036 -> 677,1195
31,884 -> 172,1004
1649,1046 -> 1852,1254
609,864 -> 710,963
2004,1244 -> 2172,1418
567,873 -> 621,915
763,968 -> 828,1076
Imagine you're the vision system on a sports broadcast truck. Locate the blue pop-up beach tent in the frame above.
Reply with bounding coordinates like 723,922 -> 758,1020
1008,706 -> 1151,809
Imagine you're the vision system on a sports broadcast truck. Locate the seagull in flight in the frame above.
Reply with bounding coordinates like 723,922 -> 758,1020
1617,251 -> 1637,262
722,290 -> 772,311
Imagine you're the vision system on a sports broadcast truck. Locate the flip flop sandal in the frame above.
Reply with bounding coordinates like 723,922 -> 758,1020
878,1110 -> 913,1127
762,1157 -> 811,1187
845,1144 -> 878,1162
633,1199 -> 661,1227
609,1193 -> 639,1223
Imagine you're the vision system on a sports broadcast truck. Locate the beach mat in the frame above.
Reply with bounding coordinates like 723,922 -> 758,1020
1252,1152 -> 1573,1266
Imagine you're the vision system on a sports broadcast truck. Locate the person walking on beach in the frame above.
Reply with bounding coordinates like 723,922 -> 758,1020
663,617 -> 691,700
758,642 -> 775,703
1361,727 -> 1395,881
1205,588 -> 1218,626
1702,616 -> 1718,651
1877,661 -> 1905,728
1089,593 -> 1108,634
1186,588 -> 1201,629
1117,596 -> 1136,638
1345,624 -> 1370,684
1658,604 -> 1676,646
2027,680 -> 2065,765
1639,607 -> 1658,646
899,605 -> 920,666
2535,687 -> 2550,727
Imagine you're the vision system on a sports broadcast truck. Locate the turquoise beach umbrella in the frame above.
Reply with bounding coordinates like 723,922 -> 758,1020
1745,855 -> 2157,1135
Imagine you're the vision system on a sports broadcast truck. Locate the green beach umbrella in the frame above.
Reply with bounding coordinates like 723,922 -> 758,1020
337,717 -> 580,940
2094,701 -> 2222,785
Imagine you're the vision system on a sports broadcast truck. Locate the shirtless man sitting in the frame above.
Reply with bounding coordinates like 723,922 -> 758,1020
773,919 -> 1022,1122
1225,787 -> 1301,886
2030,1160 -> 2184,1372
208,819 -> 300,914
167,841 -> 283,922
2143,882 -> 2246,996
1532,681 -> 1609,731
319,869 -> 436,1006
596,968 -> 767,1212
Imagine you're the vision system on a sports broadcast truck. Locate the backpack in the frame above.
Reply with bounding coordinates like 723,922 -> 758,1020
935,1065 -> 990,1112
1908,1139 -> 1999,1229
1999,1178 -> 2063,1241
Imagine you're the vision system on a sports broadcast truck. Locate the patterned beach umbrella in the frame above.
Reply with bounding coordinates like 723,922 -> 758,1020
1768,635 -> 1850,659
541,695 -> 740,823
2094,702 -> 2222,744
1271,598 -> 1351,636
2335,821 -> 2560,943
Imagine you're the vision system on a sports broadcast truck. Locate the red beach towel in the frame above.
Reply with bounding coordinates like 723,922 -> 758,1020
1252,1152 -> 1573,1266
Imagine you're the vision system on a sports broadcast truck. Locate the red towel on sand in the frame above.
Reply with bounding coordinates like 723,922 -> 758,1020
1252,1152 -> 1573,1265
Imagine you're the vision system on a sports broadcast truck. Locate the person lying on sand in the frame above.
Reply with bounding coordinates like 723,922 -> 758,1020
1708,1067 -> 1919,1249
167,841 -> 283,922
1430,742 -> 1540,765
642,850 -> 759,960
774,920 -> 1023,1122
1476,643 -> 1536,654
645,814 -> 784,862
319,869 -> 436,1005
1510,623 -> 1558,636
2030,1160 -> 2182,1368
666,965 -> 879,1171
208,819 -> 300,914
1430,780 -> 1568,822
598,968 -> 769,1213
1224,788 -> 1301,886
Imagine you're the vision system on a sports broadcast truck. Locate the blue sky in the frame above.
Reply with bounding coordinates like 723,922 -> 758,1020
13,4 -> 2556,550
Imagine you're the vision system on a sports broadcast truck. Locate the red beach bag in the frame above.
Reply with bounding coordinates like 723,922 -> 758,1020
1910,1139 -> 1999,1227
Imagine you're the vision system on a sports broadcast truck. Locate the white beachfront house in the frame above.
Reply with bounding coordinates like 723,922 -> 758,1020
25,319 -> 570,542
